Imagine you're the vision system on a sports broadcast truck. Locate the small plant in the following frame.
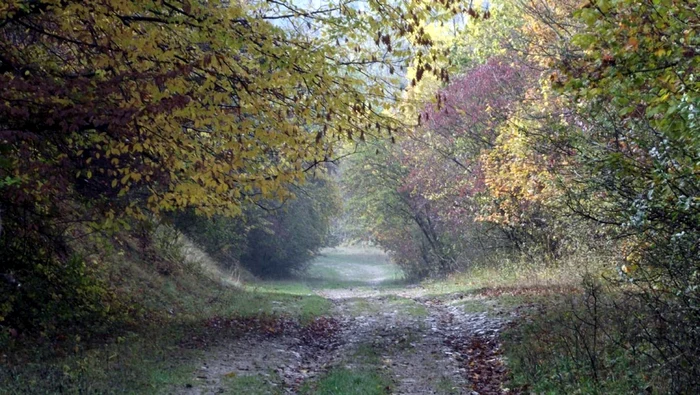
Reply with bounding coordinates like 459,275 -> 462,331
503,278 -> 655,394
300,368 -> 392,395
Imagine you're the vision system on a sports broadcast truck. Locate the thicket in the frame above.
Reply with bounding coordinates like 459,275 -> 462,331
0,219 -> 123,337
343,0 -> 699,390
173,177 -> 341,278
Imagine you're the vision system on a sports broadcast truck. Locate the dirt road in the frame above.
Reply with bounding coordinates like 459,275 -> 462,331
180,248 -> 509,394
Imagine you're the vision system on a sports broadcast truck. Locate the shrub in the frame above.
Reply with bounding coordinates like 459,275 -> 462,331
173,176 -> 340,278
0,216 -> 123,337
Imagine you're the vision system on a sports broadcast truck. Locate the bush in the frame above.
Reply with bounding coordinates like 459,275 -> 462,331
0,213 -> 123,337
504,273 -> 700,393
173,176 -> 341,278
170,210 -> 249,270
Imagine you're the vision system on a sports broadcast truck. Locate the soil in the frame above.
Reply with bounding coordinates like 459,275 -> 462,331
178,251 -> 511,395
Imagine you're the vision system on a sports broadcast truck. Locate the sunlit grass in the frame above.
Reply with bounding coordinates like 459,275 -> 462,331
304,246 -> 404,289
421,253 -> 600,299
237,281 -> 332,323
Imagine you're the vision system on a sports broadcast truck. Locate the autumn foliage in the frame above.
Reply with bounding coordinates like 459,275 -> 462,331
0,0 -> 461,332
0,0 -> 698,391
344,0 -> 699,390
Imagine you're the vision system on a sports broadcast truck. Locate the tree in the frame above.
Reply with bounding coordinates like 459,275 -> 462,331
242,177 -> 341,277
0,0 -> 465,332
342,139 -> 445,278
343,57 -> 538,277
0,0 -> 459,226
552,0 -> 699,240
174,175 -> 340,278
518,0 -> 700,388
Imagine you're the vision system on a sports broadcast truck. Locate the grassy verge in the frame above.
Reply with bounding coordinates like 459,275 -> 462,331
383,295 -> 429,318
3,325 -> 200,393
0,233 -> 331,394
1,284 -> 330,394
420,254 -> 663,394
241,281 -> 332,323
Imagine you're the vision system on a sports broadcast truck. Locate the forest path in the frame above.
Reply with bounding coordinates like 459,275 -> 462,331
179,247 -> 509,394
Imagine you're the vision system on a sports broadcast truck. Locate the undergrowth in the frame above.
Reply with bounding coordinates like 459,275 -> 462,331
503,285 -> 654,394
0,226 -> 331,394
431,252 -> 670,394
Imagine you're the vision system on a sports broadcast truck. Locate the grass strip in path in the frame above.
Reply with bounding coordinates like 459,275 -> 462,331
300,368 -> 392,395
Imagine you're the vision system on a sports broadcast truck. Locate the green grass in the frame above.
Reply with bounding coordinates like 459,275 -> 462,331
304,247 -> 405,289
1,327 -> 201,394
452,298 -> 494,314
342,296 -> 427,318
352,344 -> 383,365
223,372 -> 283,395
1,235 -> 333,394
300,368 -> 392,395
383,295 -> 429,318
239,281 -> 332,323
422,262 -> 578,297
345,297 -> 382,316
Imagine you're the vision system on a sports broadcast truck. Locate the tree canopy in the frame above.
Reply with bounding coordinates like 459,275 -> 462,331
0,0 -> 464,226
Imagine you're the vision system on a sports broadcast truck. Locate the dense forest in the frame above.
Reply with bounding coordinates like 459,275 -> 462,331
1,0 -> 698,393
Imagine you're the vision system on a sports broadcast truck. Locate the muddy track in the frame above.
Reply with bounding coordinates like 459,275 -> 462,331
322,290 -> 508,395
179,286 -> 509,395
